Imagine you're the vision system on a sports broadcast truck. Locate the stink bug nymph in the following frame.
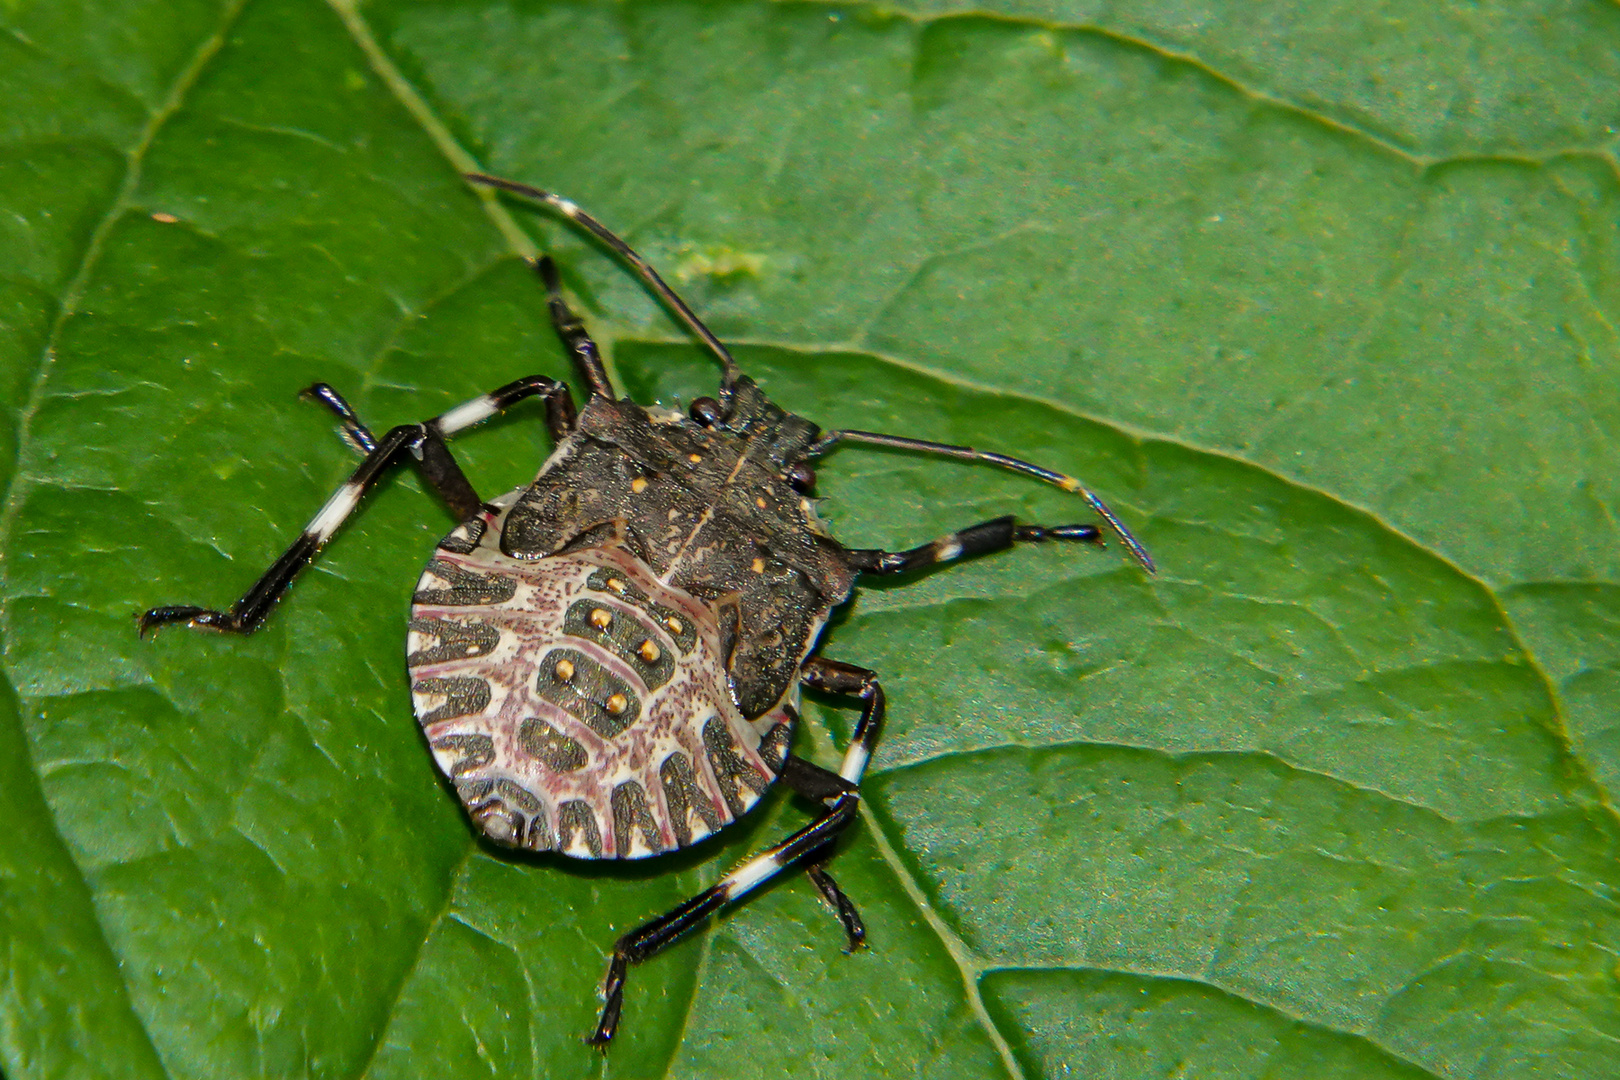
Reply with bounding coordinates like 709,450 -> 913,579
140,172 -> 1157,1047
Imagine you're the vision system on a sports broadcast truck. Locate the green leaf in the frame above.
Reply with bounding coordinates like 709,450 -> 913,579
3,1 -> 1617,1078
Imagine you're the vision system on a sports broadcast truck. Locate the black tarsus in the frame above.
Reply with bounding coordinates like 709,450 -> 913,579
806,863 -> 867,951
302,383 -> 377,453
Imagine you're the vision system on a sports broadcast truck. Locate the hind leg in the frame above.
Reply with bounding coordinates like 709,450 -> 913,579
587,656 -> 886,1048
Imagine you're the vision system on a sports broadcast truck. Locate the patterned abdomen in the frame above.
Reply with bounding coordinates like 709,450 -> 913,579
407,503 -> 793,859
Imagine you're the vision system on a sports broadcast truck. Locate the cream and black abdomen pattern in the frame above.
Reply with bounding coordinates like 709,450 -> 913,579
407,502 -> 790,859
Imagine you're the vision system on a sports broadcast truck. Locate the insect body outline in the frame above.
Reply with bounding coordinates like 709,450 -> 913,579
141,172 -> 1155,1047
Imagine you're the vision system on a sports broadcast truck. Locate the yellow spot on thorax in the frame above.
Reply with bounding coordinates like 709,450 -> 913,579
589,608 -> 613,629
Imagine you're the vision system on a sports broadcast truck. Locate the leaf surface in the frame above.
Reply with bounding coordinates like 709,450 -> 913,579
2,1 -> 1617,1078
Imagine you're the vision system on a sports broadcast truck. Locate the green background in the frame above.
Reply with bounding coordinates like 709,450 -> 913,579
3,0 -> 1618,1077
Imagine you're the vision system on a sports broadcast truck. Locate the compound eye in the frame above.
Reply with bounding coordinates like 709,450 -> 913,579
788,462 -> 816,493
689,397 -> 724,426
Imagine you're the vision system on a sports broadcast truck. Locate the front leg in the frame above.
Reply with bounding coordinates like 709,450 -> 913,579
306,375 -> 579,456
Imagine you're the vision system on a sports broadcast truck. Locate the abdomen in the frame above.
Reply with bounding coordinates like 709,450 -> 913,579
406,499 -> 793,858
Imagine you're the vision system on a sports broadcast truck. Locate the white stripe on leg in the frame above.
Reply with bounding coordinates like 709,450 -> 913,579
719,850 -> 780,900
839,743 -> 870,785
305,481 -> 364,544
435,394 -> 500,435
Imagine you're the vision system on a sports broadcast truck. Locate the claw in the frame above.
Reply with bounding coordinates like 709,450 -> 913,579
137,605 -> 234,637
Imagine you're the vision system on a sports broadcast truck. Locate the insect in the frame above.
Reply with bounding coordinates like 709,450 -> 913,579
140,172 -> 1156,1047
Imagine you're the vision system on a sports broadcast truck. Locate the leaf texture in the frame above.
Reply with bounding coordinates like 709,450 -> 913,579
2,1 -> 1617,1078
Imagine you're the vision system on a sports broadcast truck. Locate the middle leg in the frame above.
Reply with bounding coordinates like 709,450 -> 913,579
139,374 -> 575,637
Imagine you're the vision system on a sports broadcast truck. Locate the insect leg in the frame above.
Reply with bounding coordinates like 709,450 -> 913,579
806,863 -> 866,951
810,429 -> 1154,573
302,383 -> 378,453
306,373 -> 580,508
139,375 -> 574,637
307,373 -> 578,452
845,515 -> 1104,576
591,659 -> 884,1048
779,657 -> 890,951
798,656 -> 886,787
139,422 -> 439,636
299,384 -> 485,517
590,791 -> 860,1048
779,755 -> 867,951
465,172 -> 744,398
535,256 -> 613,399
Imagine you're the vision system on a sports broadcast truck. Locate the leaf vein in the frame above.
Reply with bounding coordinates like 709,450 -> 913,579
799,705 -> 1027,1079
980,962 -> 1449,1079
873,739 -> 1467,824
326,0 -> 535,259
354,841 -> 479,1080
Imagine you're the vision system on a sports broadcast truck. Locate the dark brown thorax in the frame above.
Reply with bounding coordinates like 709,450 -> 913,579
501,377 -> 858,718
